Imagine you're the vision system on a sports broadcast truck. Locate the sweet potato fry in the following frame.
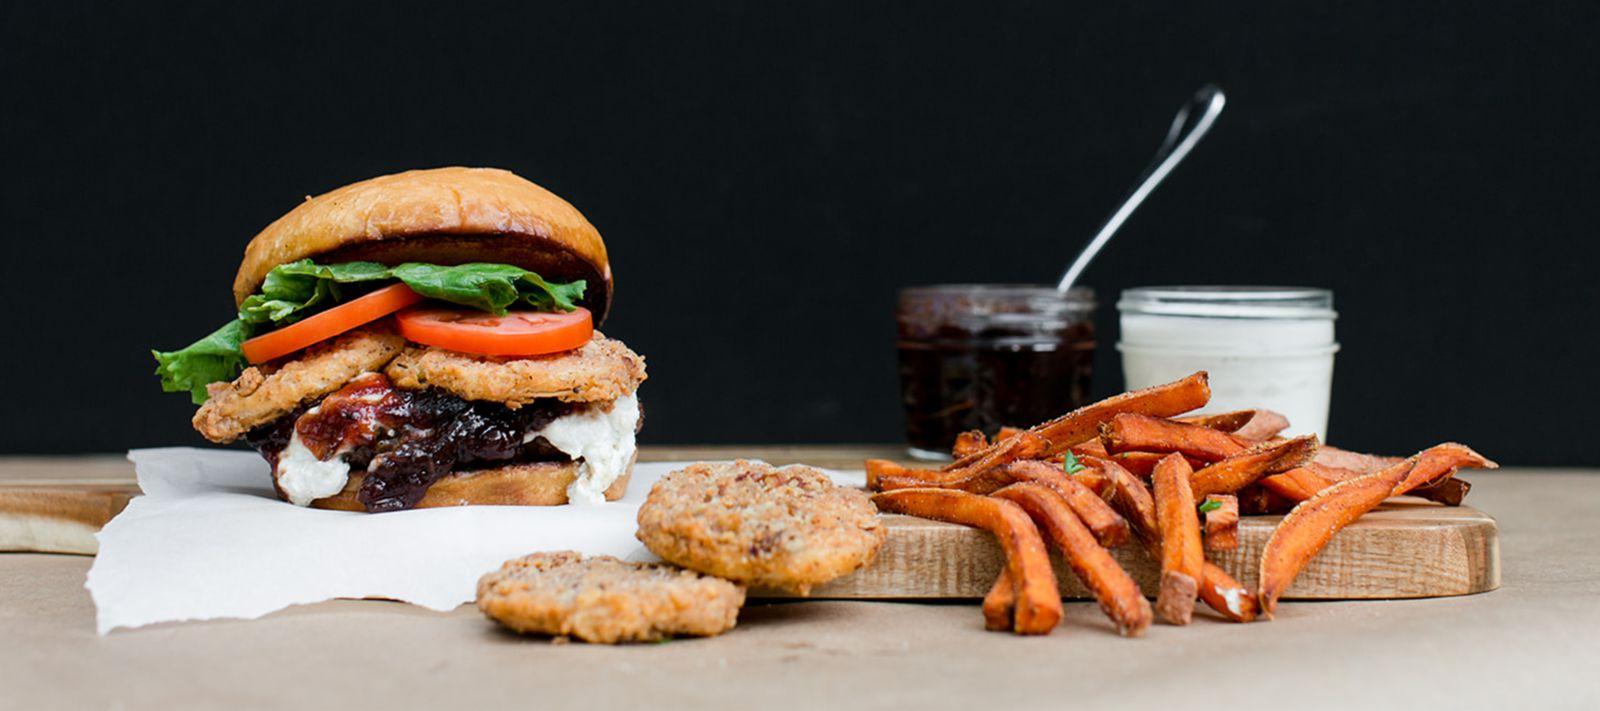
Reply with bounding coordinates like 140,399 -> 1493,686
1390,443 -> 1496,495
1070,465 -> 1113,498
872,488 -> 1063,634
943,373 -> 1210,471
1257,443 -> 1497,617
875,451 -> 1122,521
1234,410 -> 1291,441
1101,413 -> 1248,462
1070,439 -> 1111,459
1096,457 -> 1255,622
870,434 -> 1049,492
1004,460 -> 1130,548
1258,462 -> 1362,503
1313,445 -> 1402,475
982,570 -> 1015,632
873,465 -> 1019,495
940,430 -> 1050,473
866,459 -> 969,490
1202,495 -> 1239,551
1088,456 -> 1158,539
1307,462 -> 1362,480
1174,410 -> 1258,434
1258,468 -> 1406,617
1264,460 -> 1475,507
996,426 -> 1025,442
864,459 -> 919,490
1410,476 -> 1472,506
1258,466 -> 1335,502
1189,435 -> 1319,499
1157,571 -> 1198,625
1101,450 -> 1197,478
1198,563 -> 1258,623
1151,453 -> 1203,625
952,430 -> 989,459
992,483 -> 1153,637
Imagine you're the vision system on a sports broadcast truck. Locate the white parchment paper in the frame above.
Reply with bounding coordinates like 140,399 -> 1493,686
87,448 -> 864,634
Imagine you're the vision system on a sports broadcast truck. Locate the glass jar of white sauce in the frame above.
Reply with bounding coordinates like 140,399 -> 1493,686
1117,287 -> 1338,440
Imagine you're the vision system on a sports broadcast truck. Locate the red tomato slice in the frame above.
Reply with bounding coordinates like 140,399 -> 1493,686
240,283 -> 425,363
395,307 -> 594,357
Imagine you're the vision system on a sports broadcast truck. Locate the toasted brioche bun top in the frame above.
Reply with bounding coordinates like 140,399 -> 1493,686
234,167 -> 613,322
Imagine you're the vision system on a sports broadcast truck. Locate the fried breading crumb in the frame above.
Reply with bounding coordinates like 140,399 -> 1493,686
385,332 -> 646,407
636,460 -> 886,594
191,329 -> 405,443
476,552 -> 744,644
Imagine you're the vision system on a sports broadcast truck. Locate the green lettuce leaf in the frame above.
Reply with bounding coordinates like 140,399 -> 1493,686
390,263 -> 585,314
238,260 -> 394,324
153,260 -> 586,402
152,319 -> 254,404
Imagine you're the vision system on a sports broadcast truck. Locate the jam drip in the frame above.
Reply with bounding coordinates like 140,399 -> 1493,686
245,374 -> 574,512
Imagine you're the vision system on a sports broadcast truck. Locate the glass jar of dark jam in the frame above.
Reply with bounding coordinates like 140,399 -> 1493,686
896,285 -> 1096,459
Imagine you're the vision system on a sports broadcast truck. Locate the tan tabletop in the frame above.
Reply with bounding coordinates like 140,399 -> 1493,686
2,449 -> 1598,710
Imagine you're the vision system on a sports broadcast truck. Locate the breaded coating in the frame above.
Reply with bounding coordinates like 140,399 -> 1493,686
191,329 -> 405,443
385,332 -> 646,407
476,551 -> 744,644
636,460 -> 886,595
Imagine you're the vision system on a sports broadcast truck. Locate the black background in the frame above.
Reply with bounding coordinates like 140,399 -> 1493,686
3,2 -> 1596,464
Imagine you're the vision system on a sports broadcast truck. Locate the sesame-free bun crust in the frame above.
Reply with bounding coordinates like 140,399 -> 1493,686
234,167 -> 613,322
306,457 -> 635,511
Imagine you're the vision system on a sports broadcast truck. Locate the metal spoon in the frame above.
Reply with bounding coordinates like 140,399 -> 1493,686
1056,84 -> 1227,292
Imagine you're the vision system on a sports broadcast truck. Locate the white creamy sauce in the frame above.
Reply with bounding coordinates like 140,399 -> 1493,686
1119,313 -> 1339,440
524,393 -> 639,505
275,416 -> 352,507
1221,587 -> 1246,618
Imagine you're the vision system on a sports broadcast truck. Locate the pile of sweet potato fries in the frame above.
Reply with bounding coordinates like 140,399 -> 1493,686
866,371 -> 1496,636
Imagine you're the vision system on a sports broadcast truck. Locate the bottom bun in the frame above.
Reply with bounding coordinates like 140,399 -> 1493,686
307,457 -> 635,511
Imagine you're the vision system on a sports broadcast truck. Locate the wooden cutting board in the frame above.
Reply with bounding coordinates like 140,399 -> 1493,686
0,457 -> 139,555
786,501 -> 1497,600
0,449 -> 1498,599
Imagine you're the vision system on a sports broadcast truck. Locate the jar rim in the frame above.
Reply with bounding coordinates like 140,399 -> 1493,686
1119,285 -> 1335,319
900,283 -> 1096,306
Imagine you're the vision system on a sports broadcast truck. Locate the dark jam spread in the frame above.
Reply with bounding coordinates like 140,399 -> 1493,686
895,286 -> 1095,456
245,373 -> 575,512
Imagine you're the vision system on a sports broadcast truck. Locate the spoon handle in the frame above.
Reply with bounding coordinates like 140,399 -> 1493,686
1056,85 -> 1227,293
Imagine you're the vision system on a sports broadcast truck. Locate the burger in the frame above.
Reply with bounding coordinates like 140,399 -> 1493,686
153,167 -> 646,513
